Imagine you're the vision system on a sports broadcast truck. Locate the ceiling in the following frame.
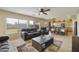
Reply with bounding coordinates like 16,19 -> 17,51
0,7 -> 79,20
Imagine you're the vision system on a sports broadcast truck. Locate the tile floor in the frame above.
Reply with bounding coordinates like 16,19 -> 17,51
53,34 -> 72,52
25,34 -> 72,52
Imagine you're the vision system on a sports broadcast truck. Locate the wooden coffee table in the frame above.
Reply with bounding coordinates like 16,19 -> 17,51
32,35 -> 53,52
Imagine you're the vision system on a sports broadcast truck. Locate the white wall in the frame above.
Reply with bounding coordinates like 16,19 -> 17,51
76,14 -> 79,36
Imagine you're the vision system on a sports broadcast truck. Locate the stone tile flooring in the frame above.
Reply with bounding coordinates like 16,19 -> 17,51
53,34 -> 72,52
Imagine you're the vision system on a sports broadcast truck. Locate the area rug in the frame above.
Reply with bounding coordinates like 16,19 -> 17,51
17,40 -> 62,52
45,40 -> 63,52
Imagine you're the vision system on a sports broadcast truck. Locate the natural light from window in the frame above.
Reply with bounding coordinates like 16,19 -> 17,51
6,18 -> 18,25
19,20 -> 27,24
29,20 -> 34,25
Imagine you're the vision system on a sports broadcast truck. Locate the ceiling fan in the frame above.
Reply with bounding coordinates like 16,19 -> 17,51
39,8 -> 50,15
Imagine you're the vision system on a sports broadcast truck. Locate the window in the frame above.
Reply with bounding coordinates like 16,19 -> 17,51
6,18 -> 28,34
6,18 -> 18,29
19,20 -> 28,29
29,20 -> 34,25
6,18 -> 28,29
29,20 -> 34,27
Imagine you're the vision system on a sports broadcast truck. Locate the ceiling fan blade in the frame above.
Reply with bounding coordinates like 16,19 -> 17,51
44,9 -> 50,12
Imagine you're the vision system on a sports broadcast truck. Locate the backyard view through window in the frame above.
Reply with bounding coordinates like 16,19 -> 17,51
6,18 -> 28,34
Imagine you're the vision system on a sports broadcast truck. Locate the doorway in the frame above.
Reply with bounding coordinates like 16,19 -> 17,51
74,21 -> 77,36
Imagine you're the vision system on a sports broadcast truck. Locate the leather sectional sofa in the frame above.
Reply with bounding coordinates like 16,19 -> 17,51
21,27 -> 49,41
0,36 -> 9,52
41,27 -> 49,35
0,36 -> 9,42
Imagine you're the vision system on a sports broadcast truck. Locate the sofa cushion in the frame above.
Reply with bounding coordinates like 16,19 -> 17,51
0,41 -> 9,52
0,36 -> 9,43
21,28 -> 37,33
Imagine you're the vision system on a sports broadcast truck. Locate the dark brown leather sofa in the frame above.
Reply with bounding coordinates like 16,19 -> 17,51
21,27 -> 49,41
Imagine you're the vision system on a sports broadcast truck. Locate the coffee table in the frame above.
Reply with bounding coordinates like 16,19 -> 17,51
32,35 -> 53,52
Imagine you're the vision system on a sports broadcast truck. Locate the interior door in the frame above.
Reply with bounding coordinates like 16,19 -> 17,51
74,21 -> 77,36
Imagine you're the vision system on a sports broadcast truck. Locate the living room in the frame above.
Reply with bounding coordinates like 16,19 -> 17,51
0,7 -> 79,52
